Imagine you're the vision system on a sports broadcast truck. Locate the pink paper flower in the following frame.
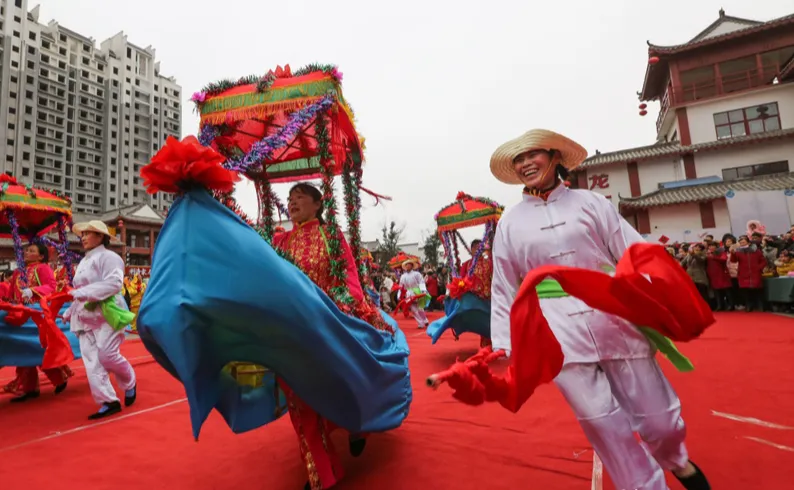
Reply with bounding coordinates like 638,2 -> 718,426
191,91 -> 207,103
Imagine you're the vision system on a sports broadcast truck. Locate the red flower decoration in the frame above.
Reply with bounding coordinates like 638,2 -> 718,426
447,276 -> 474,299
141,136 -> 240,195
456,191 -> 467,200
0,174 -> 19,185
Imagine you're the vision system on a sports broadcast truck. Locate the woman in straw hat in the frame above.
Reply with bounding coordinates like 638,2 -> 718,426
65,220 -> 137,420
487,130 -> 709,490
398,258 -> 430,329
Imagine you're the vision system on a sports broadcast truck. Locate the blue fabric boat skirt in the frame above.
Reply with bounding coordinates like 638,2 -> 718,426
137,189 -> 412,439
0,303 -> 80,367
426,293 -> 490,344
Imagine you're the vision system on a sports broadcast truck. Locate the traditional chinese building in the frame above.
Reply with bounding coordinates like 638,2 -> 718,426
570,9 -> 794,243
0,202 -> 164,272
99,203 -> 166,269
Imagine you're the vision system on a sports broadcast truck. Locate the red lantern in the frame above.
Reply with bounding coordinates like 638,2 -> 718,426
639,103 -> 647,110
639,110 -> 648,116
648,56 -> 660,65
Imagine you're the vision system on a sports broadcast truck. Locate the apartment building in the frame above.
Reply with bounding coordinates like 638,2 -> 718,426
0,0 -> 181,214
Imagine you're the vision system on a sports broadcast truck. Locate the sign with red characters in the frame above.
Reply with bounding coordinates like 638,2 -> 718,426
588,174 -> 610,190
125,266 -> 151,278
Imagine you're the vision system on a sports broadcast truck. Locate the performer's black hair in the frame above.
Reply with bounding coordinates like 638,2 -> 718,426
26,242 -> 49,263
289,182 -> 325,224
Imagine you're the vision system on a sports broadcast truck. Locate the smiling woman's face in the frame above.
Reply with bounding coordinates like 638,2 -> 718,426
512,149 -> 558,189
288,188 -> 321,225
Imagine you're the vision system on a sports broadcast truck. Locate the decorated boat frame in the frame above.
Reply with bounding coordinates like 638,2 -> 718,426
426,192 -> 504,344
0,174 -> 80,382
387,251 -> 420,279
0,174 -> 78,282
193,64 -> 371,302
137,64 -> 411,438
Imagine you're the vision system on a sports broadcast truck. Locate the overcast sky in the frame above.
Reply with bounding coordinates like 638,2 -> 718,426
42,0 -> 791,246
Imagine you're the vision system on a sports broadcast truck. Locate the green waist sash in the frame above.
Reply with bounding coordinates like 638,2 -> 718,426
536,279 -> 693,372
408,287 -> 430,309
85,296 -> 136,332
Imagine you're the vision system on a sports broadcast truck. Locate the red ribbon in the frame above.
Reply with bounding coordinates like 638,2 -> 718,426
431,243 -> 715,412
1,291 -> 75,370
359,186 -> 392,206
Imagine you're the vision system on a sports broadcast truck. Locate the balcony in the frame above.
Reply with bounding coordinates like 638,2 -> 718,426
666,63 -> 782,108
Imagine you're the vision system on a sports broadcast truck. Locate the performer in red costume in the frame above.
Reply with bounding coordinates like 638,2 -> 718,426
273,182 -> 391,490
459,238 -> 493,347
430,129 -> 712,490
4,243 -> 72,402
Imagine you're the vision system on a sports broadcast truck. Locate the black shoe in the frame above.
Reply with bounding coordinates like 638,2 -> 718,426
88,401 -> 122,420
124,384 -> 137,407
675,460 -> 710,490
10,391 -> 40,403
349,435 -> 367,457
303,483 -> 310,490
54,382 -> 67,395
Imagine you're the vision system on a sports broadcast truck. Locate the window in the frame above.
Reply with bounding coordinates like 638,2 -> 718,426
721,161 -> 789,181
714,102 -> 781,139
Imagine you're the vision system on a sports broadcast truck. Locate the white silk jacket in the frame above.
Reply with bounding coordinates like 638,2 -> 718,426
490,185 -> 653,363
64,245 -> 128,333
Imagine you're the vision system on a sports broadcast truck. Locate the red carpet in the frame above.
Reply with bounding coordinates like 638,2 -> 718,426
1,312 -> 793,489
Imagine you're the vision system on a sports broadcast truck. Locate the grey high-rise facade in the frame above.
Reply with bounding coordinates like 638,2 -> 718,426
0,0 -> 181,214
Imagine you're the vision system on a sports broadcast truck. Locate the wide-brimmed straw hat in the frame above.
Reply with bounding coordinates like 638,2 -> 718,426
490,129 -> 588,185
402,258 -> 420,271
71,220 -> 113,237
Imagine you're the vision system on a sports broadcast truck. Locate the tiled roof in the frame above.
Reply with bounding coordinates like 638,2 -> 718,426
578,128 -> 794,170
618,173 -> 794,209
640,11 -> 794,100
96,203 -> 165,225
580,142 -> 682,168
687,14 -> 761,44
647,13 -> 794,54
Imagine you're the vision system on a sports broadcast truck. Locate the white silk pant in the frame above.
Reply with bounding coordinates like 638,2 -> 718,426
409,304 -> 428,327
555,358 -> 689,490
77,324 -> 136,406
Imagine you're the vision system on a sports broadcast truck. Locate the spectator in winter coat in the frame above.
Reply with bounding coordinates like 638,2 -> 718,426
775,251 -> 794,277
723,235 -> 740,308
682,243 -> 709,303
706,244 -> 732,310
730,235 -> 766,312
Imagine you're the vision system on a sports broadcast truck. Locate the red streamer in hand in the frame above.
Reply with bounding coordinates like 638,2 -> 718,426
429,243 -> 716,413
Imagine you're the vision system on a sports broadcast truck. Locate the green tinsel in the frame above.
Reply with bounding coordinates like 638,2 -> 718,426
257,180 -> 276,241
342,158 -> 365,287
293,63 -> 339,78
316,111 -> 354,307
201,74 -> 261,98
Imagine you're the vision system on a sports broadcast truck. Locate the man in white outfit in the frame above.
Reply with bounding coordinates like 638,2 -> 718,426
66,220 -> 137,420
488,130 -> 709,490
398,260 -> 429,328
